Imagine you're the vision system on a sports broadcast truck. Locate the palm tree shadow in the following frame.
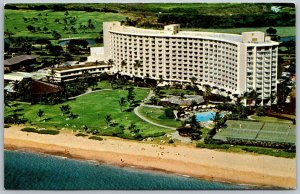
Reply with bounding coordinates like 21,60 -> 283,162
43,117 -> 52,122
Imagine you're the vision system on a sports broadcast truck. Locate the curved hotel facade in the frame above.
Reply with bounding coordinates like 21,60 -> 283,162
97,22 -> 279,105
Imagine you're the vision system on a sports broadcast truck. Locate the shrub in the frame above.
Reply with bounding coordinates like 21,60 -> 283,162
141,132 -> 166,138
118,133 -> 142,140
168,139 -> 174,144
4,124 -> 11,128
20,127 -> 59,135
99,128 -> 124,136
196,142 -> 231,150
164,107 -> 175,119
37,129 -> 59,135
21,127 -> 36,132
88,136 -> 103,141
75,133 -> 88,137
224,137 -> 295,151
255,107 -> 265,116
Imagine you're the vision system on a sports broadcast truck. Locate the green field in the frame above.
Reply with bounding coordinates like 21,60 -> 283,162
138,106 -> 182,128
5,3 -> 295,39
5,88 -> 169,137
4,9 -> 125,39
185,26 -> 296,37
250,115 -> 293,124
214,120 -> 295,143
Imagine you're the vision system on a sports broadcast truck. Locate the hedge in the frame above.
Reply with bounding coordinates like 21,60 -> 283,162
21,127 -> 59,135
118,133 -> 142,140
88,136 -> 103,141
196,142 -> 295,158
75,133 -> 88,137
204,136 -> 296,153
141,132 -> 166,138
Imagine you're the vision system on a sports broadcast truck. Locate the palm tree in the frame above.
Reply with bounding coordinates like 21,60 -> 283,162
133,60 -> 143,75
49,68 -> 57,83
60,104 -> 71,116
120,60 -> 127,70
189,77 -> 197,95
119,97 -> 126,112
190,77 -> 197,85
37,109 -> 44,121
243,90 -> 258,110
211,111 -> 223,130
268,92 -> 276,111
128,122 -> 138,133
107,59 -> 114,68
204,85 -> 211,103
105,114 -> 112,128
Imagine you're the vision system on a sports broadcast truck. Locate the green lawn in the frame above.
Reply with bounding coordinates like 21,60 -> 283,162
250,115 -> 293,124
160,88 -> 194,96
5,88 -> 170,137
214,120 -> 295,143
138,106 -> 182,128
94,80 -> 112,90
5,9 -> 125,39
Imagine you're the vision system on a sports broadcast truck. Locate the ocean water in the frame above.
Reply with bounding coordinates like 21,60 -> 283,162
4,150 -> 250,190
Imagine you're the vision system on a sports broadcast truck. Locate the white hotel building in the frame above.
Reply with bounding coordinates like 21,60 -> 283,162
92,21 -> 279,105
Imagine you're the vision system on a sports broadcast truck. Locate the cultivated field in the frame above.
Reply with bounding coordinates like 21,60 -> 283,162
214,120 -> 295,143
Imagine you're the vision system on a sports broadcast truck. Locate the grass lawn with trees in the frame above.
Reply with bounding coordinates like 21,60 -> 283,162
138,106 -> 182,128
5,88 -> 170,138
5,9 -> 125,39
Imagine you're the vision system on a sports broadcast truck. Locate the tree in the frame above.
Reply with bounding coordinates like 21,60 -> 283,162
204,85 -> 211,102
211,111 -> 223,130
104,114 -> 112,128
255,107 -> 265,116
37,109 -> 44,120
43,26 -> 48,32
120,60 -> 127,71
126,87 -> 135,107
27,25 -> 35,32
134,60 -> 142,68
243,90 -> 257,110
35,38 -> 51,50
266,27 -> 277,35
60,104 -> 71,116
52,30 -> 61,40
48,68 -> 57,83
128,122 -> 139,133
190,76 -> 197,85
107,59 -> 114,67
268,92 -> 276,111
165,107 -> 175,119
119,97 -> 126,112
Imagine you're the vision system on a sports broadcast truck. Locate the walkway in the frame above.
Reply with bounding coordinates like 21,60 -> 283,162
134,90 -> 176,130
134,105 -> 176,130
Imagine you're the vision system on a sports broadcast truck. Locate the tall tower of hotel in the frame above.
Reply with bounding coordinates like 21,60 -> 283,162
101,22 -> 279,105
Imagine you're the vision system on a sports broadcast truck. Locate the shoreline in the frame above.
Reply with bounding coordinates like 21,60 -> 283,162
4,125 -> 296,189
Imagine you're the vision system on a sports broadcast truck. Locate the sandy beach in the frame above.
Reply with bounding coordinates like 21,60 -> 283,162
4,125 -> 296,189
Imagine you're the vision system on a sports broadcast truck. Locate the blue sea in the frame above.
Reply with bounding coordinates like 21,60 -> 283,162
4,150 -> 250,190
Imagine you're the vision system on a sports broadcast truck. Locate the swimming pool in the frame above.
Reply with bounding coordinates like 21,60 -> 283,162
195,112 -> 223,122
